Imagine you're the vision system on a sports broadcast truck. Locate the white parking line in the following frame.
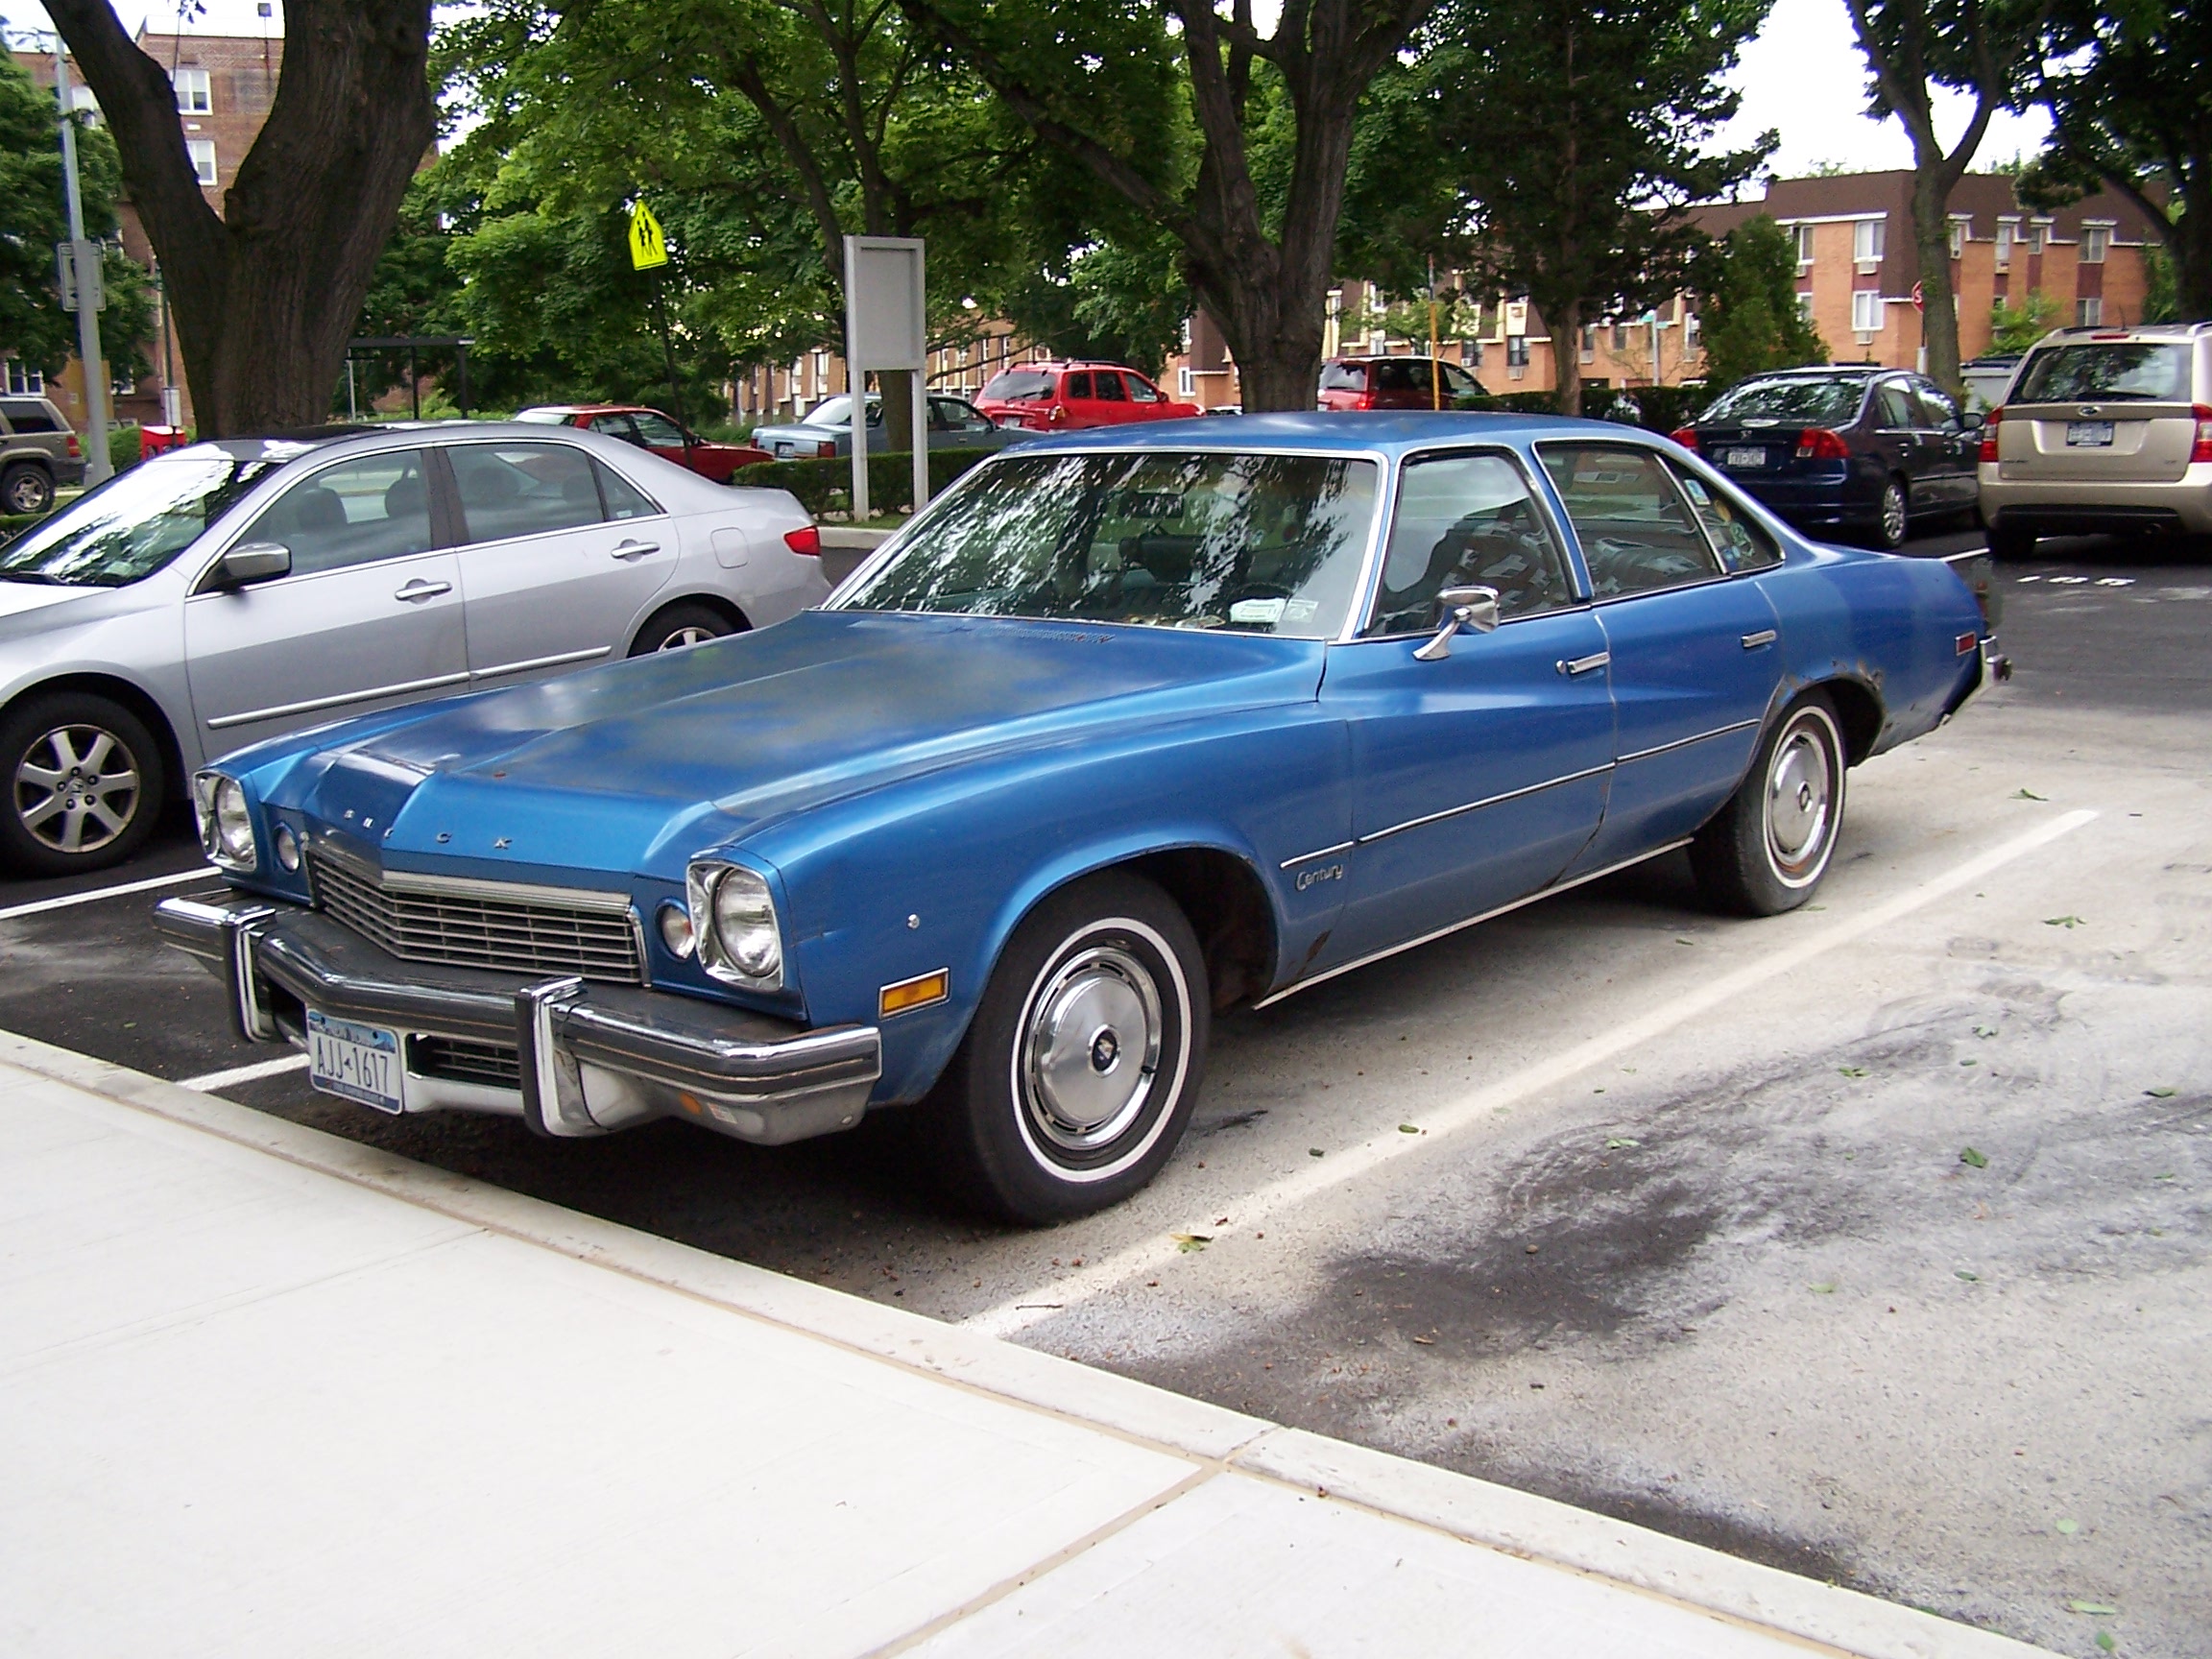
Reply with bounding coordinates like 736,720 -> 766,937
964,808 -> 2100,1340
0,864 -> 219,923
178,1052 -> 310,1092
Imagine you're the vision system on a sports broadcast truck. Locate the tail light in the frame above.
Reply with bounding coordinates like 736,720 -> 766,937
1355,392 -> 1377,411
65,433 -> 81,458
1795,427 -> 1850,460
1979,407 -> 2002,465
782,525 -> 822,557
2193,404 -> 2212,465
1669,426 -> 1699,450
813,439 -> 838,458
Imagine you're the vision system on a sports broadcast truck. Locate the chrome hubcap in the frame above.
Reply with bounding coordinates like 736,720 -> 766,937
1022,945 -> 1163,1153
1766,721 -> 1834,875
14,724 -> 140,854
1882,486 -> 1907,542
658,626 -> 716,651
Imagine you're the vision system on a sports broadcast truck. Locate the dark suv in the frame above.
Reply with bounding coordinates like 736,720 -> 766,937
1671,368 -> 1981,548
1,396 -> 85,516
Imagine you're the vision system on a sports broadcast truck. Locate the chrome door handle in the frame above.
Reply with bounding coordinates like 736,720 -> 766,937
611,539 -> 661,560
394,579 -> 451,601
1741,629 -> 1777,649
1556,651 -> 1610,676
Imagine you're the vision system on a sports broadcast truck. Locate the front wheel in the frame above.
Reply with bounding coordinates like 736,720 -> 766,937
929,872 -> 1209,1225
1691,693 -> 1846,917
0,691 -> 166,877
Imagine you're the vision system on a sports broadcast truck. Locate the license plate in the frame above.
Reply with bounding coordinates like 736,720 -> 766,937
306,1009 -> 404,1115
1723,447 -> 1766,469
2065,421 -> 2114,447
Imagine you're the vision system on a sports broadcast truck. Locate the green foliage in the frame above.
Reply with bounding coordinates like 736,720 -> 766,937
1410,0 -> 1776,413
1001,230 -> 1190,376
2142,244 -> 2178,325
1989,289 -> 2060,353
741,446 -> 995,516
108,422 -> 138,473
0,52 -> 152,386
1692,215 -> 1829,391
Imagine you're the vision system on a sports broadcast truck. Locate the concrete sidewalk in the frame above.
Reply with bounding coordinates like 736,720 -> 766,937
0,1032 -> 2053,1658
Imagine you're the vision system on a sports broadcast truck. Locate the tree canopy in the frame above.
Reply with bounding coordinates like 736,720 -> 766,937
1691,214 -> 1828,391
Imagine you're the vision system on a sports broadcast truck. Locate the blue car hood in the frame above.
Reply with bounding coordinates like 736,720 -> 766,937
277,610 -> 1325,877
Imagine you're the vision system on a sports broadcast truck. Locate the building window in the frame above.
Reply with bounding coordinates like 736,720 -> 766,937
1505,335 -> 1529,370
173,67 -> 211,113
1464,339 -> 1484,369
2080,225 -> 2111,264
1177,366 -> 1194,397
1851,289 -> 1883,333
1684,311 -> 1701,351
1610,321 -> 1629,351
1853,218 -> 1886,265
187,139 -> 217,186
2077,297 -> 2104,326
1580,325 -> 1598,361
4,361 -> 44,395
2026,223 -> 2047,254
1794,291 -> 1815,323
1949,217 -> 1969,259
1995,221 -> 2015,271
1791,223 -> 1815,268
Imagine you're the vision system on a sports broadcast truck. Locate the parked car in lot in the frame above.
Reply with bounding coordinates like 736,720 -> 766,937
514,404 -> 770,483
0,422 -> 827,876
749,393 -> 1022,460
974,362 -> 1200,430
2,396 -> 86,517
1671,366 -> 1982,548
157,411 -> 2001,1223
1976,322 -> 2212,558
1317,355 -> 1497,411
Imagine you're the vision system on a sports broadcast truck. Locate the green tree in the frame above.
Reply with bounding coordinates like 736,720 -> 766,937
2023,0 -> 2211,321
1987,287 -> 2058,351
0,50 -> 152,391
1841,0 -> 2053,397
1415,0 -> 1775,416
1692,215 -> 1828,391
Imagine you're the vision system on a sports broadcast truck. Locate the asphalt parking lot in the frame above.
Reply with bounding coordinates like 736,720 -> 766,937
5,530 -> 2206,1659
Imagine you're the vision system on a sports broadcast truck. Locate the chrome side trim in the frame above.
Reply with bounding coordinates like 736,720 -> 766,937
1255,839 -> 1695,1008
207,671 -> 472,730
1617,718 -> 1761,766
1279,839 -> 1358,871
1358,761 -> 1616,848
469,645 -> 611,682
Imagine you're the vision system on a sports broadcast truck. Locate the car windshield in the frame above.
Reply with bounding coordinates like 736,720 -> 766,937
2013,343 -> 2191,403
834,450 -> 1379,638
1700,376 -> 1867,425
0,453 -> 278,587
805,396 -> 881,428
980,369 -> 1055,402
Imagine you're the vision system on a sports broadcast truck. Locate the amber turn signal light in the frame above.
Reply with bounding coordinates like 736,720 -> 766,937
878,969 -> 950,1019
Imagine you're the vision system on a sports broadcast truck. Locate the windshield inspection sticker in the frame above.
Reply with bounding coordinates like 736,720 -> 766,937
1230,597 -> 1288,625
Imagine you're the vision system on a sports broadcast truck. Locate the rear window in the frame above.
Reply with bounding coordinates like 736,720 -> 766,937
1318,362 -> 1367,393
981,370 -> 1055,402
1699,376 -> 1868,426
1,399 -> 61,433
2013,343 -> 2191,404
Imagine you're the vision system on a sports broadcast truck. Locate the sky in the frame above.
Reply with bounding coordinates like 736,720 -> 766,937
5,0 -> 2052,184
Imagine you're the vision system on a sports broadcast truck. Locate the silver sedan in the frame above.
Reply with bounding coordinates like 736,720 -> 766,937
0,422 -> 830,876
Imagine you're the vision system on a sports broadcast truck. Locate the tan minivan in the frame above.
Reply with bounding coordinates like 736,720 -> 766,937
1977,321 -> 2212,558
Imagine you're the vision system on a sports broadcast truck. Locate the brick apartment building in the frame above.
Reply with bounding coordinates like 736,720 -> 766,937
9,27 -> 281,432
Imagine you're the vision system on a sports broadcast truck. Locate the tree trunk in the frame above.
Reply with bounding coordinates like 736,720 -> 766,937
1548,296 -> 1584,416
46,0 -> 435,437
1910,170 -> 1965,394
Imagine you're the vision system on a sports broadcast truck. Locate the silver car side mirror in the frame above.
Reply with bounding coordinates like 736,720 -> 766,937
217,541 -> 292,587
1414,584 -> 1501,661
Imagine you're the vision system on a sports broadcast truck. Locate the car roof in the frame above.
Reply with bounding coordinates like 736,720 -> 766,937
1003,409 -> 1643,457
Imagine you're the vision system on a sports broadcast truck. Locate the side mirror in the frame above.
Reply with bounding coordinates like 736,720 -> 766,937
1414,584 -> 1501,661
217,541 -> 291,588
1961,410 -> 1986,430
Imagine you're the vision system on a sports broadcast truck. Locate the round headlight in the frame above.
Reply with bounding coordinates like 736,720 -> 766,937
658,902 -> 695,959
196,773 -> 257,870
711,868 -> 781,979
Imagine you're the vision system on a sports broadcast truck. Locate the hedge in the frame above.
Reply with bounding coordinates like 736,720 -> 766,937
735,447 -> 996,517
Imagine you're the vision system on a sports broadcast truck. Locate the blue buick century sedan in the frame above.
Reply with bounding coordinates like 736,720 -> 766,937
157,414 -> 2004,1223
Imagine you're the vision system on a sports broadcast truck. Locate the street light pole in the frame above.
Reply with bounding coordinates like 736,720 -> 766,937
51,42 -> 112,484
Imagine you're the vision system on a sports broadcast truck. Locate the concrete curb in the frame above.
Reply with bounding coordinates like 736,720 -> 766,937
0,1027 -> 2056,1659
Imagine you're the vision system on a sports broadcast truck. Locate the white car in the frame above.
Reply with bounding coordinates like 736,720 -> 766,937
0,421 -> 829,876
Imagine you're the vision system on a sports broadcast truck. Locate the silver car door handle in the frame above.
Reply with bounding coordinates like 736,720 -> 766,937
1742,629 -> 1777,649
611,539 -> 661,560
394,579 -> 451,601
1556,651 -> 1610,676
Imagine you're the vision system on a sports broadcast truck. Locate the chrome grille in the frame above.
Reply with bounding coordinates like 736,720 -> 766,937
310,854 -> 643,984
407,1035 -> 523,1090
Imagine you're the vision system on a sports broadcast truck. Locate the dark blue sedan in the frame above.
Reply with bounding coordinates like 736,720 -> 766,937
157,413 -> 2000,1223
1673,367 -> 1983,548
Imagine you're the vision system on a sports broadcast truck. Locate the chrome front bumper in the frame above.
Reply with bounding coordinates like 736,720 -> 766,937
154,894 -> 881,1144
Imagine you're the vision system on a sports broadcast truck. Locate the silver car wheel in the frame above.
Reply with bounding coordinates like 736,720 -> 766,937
1879,479 -> 1908,547
657,625 -> 717,651
1763,706 -> 1839,887
1019,943 -> 1166,1157
14,723 -> 142,855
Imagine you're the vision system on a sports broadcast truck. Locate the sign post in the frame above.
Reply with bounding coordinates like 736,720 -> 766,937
842,236 -> 928,523
51,44 -> 111,485
629,200 -> 693,462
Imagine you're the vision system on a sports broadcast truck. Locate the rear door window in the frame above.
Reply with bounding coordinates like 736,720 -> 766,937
1092,373 -> 1126,403
595,461 -> 661,520
588,413 -> 641,444
243,450 -> 436,576
1669,465 -> 1783,571
1538,444 -> 1723,598
1065,372 -> 1094,399
447,442 -> 605,542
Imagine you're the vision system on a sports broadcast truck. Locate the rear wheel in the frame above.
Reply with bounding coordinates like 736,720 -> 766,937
628,600 -> 740,656
2,462 -> 54,517
929,872 -> 1208,1225
1691,693 -> 1846,917
0,691 -> 165,877
1872,477 -> 1910,549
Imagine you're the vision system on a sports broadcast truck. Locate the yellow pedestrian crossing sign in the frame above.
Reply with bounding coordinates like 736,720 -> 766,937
628,201 -> 668,271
